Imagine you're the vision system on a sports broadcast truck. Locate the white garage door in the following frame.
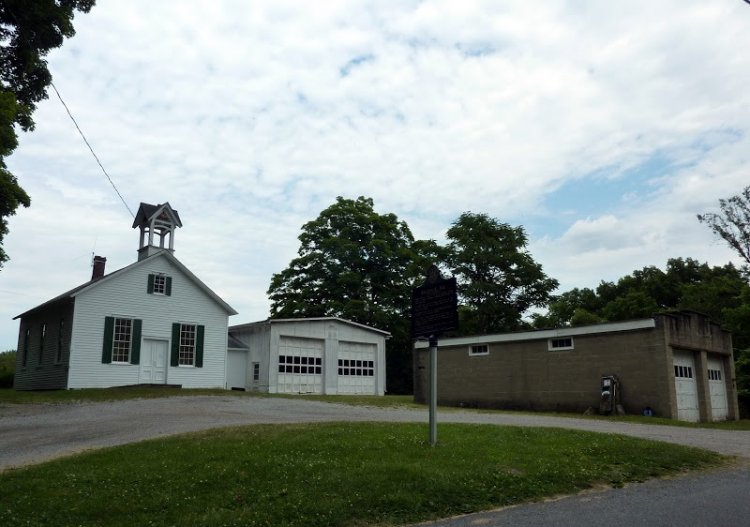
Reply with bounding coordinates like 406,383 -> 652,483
277,337 -> 323,394
707,355 -> 729,421
338,341 -> 376,395
673,351 -> 699,422
227,349 -> 248,390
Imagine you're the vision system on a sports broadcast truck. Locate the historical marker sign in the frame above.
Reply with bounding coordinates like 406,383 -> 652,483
411,265 -> 458,339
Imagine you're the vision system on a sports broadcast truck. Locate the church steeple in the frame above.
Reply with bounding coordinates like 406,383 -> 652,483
132,202 -> 183,261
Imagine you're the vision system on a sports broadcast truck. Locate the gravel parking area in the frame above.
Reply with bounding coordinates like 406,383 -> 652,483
1,396 -> 749,471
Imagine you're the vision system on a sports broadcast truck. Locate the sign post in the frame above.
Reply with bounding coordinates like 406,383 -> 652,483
411,265 -> 458,446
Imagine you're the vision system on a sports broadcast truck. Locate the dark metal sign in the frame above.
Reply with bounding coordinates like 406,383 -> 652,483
411,265 -> 458,339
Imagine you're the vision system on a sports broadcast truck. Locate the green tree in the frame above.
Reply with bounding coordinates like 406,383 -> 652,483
445,212 -> 558,335
532,287 -> 600,328
0,349 -> 16,388
0,0 -> 95,267
267,196 -> 434,393
698,185 -> 750,268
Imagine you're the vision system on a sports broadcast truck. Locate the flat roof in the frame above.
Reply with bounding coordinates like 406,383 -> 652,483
414,318 -> 656,348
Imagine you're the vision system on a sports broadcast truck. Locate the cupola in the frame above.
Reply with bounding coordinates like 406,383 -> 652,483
132,202 -> 183,261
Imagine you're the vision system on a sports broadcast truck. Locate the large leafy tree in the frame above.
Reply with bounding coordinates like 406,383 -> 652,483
267,196 -> 435,393
0,0 -> 95,267
697,185 -> 750,268
445,212 -> 558,335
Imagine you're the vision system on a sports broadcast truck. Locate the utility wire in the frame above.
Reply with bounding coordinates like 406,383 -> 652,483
49,82 -> 135,218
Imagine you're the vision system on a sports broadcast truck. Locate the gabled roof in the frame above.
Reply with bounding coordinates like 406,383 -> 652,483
132,202 -> 182,229
15,250 -> 236,319
230,317 -> 391,337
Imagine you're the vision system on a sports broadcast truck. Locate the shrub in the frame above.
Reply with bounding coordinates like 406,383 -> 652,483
0,350 -> 16,388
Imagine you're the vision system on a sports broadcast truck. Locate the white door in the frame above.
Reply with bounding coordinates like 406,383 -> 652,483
707,355 -> 729,421
227,350 -> 248,390
140,339 -> 168,384
673,351 -> 699,422
276,337 -> 324,394
337,341 -> 377,394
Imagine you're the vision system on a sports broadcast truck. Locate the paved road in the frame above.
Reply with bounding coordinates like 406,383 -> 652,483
416,463 -> 750,527
1,396 -> 749,470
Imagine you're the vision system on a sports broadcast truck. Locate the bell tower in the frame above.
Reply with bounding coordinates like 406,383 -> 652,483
132,202 -> 183,261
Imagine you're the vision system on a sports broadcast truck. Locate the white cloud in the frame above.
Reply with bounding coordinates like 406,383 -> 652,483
2,0 -> 750,348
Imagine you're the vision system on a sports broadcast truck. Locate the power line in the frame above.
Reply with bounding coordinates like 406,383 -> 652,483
49,82 -> 135,218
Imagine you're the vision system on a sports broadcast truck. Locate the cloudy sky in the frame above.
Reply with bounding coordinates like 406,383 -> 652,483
2,0 -> 749,350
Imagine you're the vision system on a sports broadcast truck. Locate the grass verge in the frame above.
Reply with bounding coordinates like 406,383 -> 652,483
0,386 -> 234,404
0,422 -> 725,527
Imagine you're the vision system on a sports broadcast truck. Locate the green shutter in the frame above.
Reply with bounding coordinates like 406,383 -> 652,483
171,323 -> 180,366
130,319 -> 142,365
195,325 -> 205,368
166,276 -> 172,296
102,317 -> 114,364
147,274 -> 155,294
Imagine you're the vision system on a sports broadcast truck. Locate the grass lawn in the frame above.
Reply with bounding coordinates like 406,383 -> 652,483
0,386 -> 235,404
0,423 -> 724,527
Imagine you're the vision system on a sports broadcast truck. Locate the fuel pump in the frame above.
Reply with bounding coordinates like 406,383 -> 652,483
599,375 -> 620,415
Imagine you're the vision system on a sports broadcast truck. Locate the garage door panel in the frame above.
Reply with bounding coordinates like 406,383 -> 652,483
673,351 -> 699,422
707,356 -> 728,421
277,337 -> 323,394
338,341 -> 376,395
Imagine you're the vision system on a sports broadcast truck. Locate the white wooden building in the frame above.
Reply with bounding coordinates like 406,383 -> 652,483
228,318 -> 389,395
14,203 -> 237,390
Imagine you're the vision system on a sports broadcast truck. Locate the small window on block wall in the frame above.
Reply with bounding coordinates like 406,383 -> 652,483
468,344 -> 489,356
548,337 -> 574,351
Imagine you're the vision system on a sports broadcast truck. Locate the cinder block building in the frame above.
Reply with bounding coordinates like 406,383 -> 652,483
413,311 -> 738,422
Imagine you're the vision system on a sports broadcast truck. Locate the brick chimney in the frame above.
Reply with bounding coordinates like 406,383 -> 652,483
92,256 -> 107,280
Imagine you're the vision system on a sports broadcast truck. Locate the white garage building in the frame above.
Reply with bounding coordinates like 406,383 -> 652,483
227,318 -> 389,395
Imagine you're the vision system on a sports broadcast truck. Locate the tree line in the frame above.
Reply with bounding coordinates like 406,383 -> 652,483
268,191 -> 750,405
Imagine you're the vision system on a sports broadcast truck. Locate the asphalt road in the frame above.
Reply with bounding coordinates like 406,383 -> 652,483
1,396 -> 749,526
416,463 -> 750,527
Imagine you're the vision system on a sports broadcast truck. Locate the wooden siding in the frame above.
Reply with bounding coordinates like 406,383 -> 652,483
68,254 -> 230,389
229,319 -> 387,395
13,300 -> 74,390
270,320 -> 386,395
228,324 -> 271,391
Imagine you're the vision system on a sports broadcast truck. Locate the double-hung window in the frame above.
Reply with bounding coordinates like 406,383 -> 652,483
179,324 -> 196,365
56,319 -> 65,363
171,323 -> 204,367
39,323 -> 46,364
22,328 -> 30,367
101,316 -> 142,364
112,318 -> 133,363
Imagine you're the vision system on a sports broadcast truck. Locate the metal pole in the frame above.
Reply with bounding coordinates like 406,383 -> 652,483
429,334 -> 438,446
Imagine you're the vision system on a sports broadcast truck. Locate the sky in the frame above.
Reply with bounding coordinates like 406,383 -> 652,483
2,0 -> 749,350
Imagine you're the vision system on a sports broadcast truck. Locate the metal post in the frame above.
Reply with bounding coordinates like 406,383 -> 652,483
429,334 -> 438,446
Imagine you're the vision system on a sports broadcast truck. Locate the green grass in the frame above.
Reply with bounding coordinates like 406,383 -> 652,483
0,386 -> 234,404
0,423 -> 724,527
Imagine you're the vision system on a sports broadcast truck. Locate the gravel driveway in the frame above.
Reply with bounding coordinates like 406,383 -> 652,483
1,396 -> 749,471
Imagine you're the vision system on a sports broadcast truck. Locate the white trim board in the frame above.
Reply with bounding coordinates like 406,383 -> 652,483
414,319 -> 656,349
